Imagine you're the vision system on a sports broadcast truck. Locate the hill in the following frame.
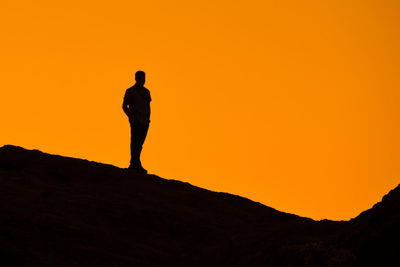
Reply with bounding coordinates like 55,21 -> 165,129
0,145 -> 398,266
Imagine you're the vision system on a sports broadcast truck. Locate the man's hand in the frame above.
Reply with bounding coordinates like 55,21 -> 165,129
122,102 -> 133,117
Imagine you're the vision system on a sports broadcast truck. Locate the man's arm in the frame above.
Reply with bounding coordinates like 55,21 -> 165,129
122,91 -> 133,118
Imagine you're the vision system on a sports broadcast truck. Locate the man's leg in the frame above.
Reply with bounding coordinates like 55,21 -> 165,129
137,123 -> 149,165
130,122 -> 149,169
130,122 -> 139,167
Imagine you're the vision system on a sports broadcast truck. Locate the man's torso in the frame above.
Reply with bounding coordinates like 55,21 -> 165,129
125,85 -> 151,124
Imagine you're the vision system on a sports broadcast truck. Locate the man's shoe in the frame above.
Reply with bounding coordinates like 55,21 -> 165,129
128,165 -> 147,174
128,165 -> 136,170
137,166 -> 148,174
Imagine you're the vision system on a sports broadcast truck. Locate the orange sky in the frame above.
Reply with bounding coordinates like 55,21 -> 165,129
1,0 -> 399,220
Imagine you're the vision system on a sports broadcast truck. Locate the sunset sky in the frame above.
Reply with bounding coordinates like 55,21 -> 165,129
1,0 -> 399,220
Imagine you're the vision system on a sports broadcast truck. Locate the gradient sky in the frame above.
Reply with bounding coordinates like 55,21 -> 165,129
1,0 -> 399,220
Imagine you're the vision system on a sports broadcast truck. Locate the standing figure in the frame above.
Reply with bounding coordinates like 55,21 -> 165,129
122,71 -> 151,173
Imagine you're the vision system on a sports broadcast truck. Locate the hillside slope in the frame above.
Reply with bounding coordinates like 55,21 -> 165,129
0,145 -> 398,266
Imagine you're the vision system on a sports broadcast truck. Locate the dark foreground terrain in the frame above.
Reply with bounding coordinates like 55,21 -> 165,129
0,145 -> 398,266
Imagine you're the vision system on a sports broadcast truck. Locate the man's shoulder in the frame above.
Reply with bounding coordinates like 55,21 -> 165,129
126,85 -> 150,97
125,86 -> 135,94
143,87 -> 151,96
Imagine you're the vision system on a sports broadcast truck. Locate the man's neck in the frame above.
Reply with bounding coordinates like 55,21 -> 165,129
135,83 -> 144,88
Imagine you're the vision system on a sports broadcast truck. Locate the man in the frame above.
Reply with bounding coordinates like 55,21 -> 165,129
122,71 -> 151,173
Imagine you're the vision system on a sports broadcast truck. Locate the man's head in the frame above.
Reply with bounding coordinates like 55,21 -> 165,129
135,71 -> 146,86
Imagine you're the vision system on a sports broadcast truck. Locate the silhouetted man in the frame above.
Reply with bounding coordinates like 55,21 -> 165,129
123,71 -> 151,173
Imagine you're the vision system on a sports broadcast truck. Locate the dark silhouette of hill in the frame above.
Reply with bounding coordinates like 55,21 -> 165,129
0,145 -> 398,266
